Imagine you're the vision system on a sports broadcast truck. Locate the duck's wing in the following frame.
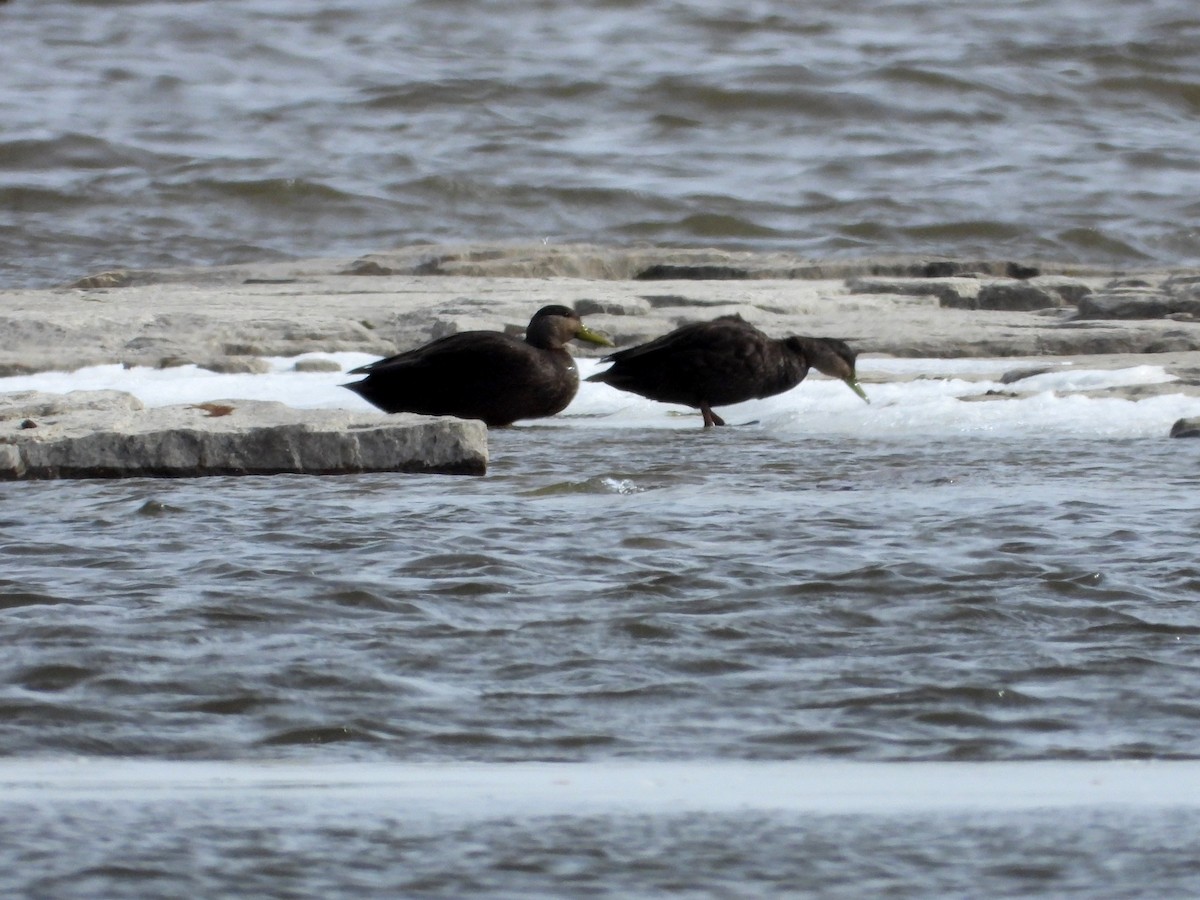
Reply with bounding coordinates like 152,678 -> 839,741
347,332 -> 515,376
599,316 -> 753,365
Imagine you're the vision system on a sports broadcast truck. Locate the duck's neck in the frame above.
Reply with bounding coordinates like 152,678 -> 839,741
525,323 -> 566,350
790,337 -> 849,381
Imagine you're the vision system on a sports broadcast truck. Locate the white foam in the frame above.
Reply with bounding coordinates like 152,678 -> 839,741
0,759 -> 1196,816
2,354 -> 1198,439
0,353 -> 379,411
570,358 -> 1200,438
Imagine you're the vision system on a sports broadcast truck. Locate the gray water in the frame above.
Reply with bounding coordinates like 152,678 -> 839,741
4,430 -> 1200,896
7,787 -> 1200,898
3,0 -> 1199,289
5,431 -> 1200,764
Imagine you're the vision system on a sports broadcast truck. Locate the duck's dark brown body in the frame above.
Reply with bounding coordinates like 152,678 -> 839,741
587,315 -> 867,427
344,306 -> 611,426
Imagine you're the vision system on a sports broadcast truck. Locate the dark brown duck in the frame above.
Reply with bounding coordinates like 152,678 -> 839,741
587,314 -> 868,427
344,305 -> 612,426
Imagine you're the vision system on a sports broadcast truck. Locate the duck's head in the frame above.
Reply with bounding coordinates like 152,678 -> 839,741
790,336 -> 869,403
527,305 -> 614,350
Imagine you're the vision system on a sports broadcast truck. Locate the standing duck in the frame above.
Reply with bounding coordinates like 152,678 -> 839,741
344,305 -> 612,426
586,314 -> 868,427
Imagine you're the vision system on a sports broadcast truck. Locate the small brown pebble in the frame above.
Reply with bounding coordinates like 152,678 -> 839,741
191,403 -> 236,417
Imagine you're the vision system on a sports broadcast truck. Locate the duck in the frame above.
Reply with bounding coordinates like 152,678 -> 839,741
343,305 -> 613,426
586,314 -> 868,427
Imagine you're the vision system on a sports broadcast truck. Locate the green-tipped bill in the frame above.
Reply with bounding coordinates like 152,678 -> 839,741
575,324 -> 614,347
844,377 -> 870,403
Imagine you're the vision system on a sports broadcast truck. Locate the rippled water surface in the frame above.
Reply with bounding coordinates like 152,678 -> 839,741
4,0 -> 1200,287
4,430 -> 1198,762
6,760 -> 1200,898
4,424 -> 1200,895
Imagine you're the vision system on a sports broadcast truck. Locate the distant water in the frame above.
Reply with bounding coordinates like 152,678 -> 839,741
3,0 -> 1200,288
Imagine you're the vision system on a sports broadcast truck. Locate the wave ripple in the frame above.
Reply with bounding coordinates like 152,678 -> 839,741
3,0 -> 1200,286
1,433 -> 1196,762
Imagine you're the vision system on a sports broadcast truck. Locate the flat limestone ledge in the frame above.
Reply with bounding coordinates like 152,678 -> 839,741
0,390 -> 487,480
4,246 -> 1200,377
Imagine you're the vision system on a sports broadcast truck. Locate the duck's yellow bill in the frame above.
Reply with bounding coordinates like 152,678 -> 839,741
576,325 -> 614,347
845,378 -> 870,403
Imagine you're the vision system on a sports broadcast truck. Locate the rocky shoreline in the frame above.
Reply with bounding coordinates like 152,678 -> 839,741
3,244 -> 1200,479
5,244 -> 1200,376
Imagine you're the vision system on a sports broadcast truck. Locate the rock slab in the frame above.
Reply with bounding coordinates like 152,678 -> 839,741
0,391 -> 488,479
1170,417 -> 1200,439
6,247 -> 1200,375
